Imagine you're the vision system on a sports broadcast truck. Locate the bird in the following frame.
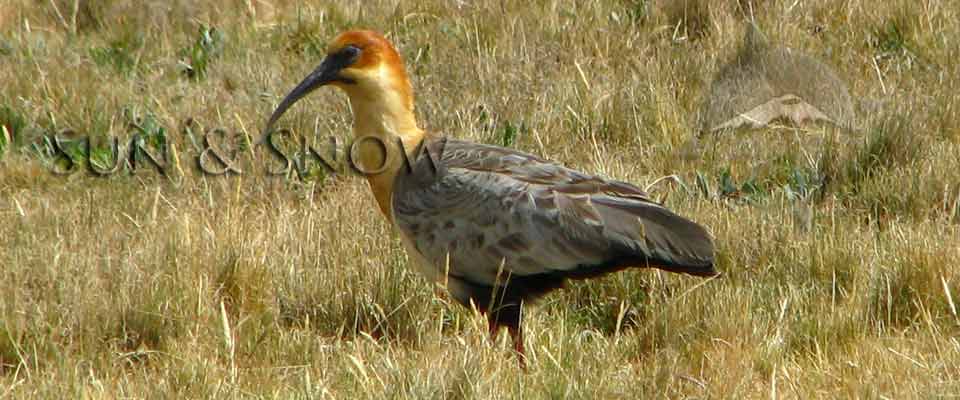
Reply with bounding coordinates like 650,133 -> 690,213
261,30 -> 717,364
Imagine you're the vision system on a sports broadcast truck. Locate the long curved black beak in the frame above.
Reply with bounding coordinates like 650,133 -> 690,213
259,48 -> 358,144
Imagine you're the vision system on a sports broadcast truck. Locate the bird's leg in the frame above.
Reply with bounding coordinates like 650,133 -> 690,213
486,301 -> 526,368
487,317 -> 502,342
508,324 -> 527,368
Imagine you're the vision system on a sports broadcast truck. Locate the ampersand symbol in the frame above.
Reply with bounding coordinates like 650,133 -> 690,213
197,128 -> 243,175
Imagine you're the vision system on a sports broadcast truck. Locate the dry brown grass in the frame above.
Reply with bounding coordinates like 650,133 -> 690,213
2,0 -> 960,398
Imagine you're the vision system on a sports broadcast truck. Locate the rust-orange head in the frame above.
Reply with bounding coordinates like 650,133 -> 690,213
261,30 -> 420,143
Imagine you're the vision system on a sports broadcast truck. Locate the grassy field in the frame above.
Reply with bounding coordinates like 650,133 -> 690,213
2,0 -> 960,398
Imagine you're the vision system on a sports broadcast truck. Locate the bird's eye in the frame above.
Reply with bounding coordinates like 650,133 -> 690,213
341,45 -> 361,61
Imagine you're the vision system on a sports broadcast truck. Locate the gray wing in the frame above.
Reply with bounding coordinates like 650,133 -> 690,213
392,138 -> 716,293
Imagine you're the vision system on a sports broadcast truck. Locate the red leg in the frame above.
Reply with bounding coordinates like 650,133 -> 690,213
488,317 -> 502,342
480,291 -> 527,368
508,325 -> 527,369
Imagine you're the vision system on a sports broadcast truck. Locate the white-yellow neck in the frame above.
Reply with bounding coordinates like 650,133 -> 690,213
342,81 -> 424,220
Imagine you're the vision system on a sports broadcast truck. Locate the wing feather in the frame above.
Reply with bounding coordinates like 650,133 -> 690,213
392,138 -> 716,297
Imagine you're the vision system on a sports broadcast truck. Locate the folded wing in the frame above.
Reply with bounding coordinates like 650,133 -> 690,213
392,138 -> 716,296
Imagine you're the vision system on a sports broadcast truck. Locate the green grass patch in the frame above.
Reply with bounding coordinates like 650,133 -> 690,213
178,25 -> 225,80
